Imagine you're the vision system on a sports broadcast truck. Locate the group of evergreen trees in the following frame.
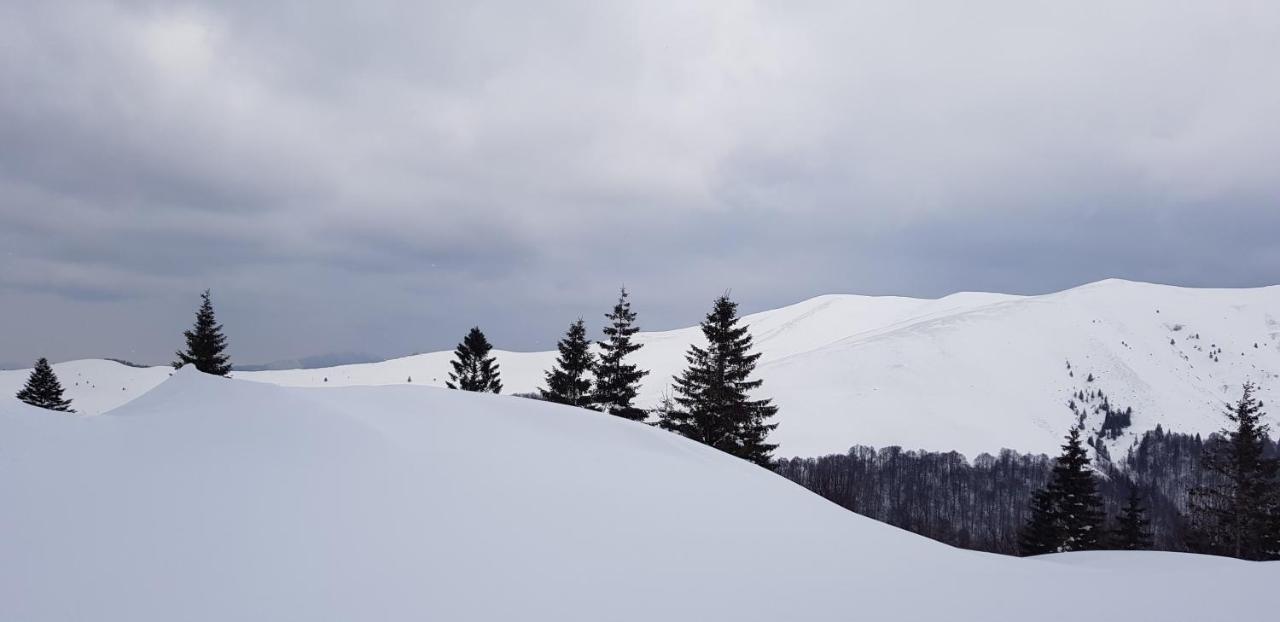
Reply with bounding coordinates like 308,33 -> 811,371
15,289 -> 233,413
15,286 -> 780,467
778,385 -> 1277,559
536,290 -> 779,465
1017,383 -> 1280,558
537,288 -> 649,418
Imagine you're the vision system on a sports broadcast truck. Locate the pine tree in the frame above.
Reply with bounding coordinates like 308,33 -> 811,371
1112,487 -> 1153,550
1018,487 -> 1061,556
540,318 -> 596,407
173,289 -> 232,376
1049,424 -> 1105,551
15,357 -> 75,412
1018,424 -> 1104,555
447,327 -> 502,393
592,288 -> 649,420
659,294 -> 778,466
1188,382 -> 1280,560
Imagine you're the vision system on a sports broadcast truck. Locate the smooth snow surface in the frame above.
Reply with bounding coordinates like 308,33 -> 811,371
0,358 -> 172,415
1,369 -> 1275,621
6,279 -> 1280,457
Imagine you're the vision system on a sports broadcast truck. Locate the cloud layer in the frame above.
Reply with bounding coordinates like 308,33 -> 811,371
2,1 -> 1278,364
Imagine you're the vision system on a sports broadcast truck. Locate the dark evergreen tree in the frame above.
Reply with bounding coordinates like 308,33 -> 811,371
540,319 -> 595,408
1018,487 -> 1061,556
1188,383 -> 1280,560
173,289 -> 232,376
1048,424 -> 1106,551
1112,487 -> 1153,550
447,327 -> 502,393
1018,424 -> 1104,554
659,294 -> 778,466
592,288 -> 649,420
15,357 -> 74,412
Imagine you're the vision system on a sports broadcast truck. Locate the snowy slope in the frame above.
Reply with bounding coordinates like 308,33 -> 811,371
1,369 -> 1275,621
0,358 -> 172,416
6,279 -> 1280,457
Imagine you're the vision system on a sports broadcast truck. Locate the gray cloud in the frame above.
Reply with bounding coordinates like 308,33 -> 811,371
1,0 -> 1278,365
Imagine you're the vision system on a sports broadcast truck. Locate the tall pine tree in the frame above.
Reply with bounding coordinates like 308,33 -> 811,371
1112,487 -> 1153,550
1019,424 -> 1104,555
592,288 -> 649,420
1188,382 -> 1280,560
173,289 -> 232,376
447,327 -> 503,393
659,294 -> 778,466
15,357 -> 74,412
541,318 -> 596,408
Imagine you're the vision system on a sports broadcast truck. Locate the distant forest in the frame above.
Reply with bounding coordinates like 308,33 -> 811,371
775,427 -> 1279,555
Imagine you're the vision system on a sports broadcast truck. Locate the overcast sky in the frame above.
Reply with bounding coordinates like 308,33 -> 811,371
2,1 -> 1278,366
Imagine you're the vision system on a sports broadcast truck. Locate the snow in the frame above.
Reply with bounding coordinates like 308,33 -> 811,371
0,358 -> 172,416
5,279 -> 1280,457
1,368 -> 1275,621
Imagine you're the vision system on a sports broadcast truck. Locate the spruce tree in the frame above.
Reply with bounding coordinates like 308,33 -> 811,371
1051,425 -> 1106,551
15,357 -> 75,412
1018,424 -> 1104,555
592,288 -> 649,420
659,294 -> 778,466
540,318 -> 595,408
173,289 -> 232,376
447,327 -> 503,393
1018,487 -> 1061,556
1112,487 -> 1153,550
1188,382 -> 1280,560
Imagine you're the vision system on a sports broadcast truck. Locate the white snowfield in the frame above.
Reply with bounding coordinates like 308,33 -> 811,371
3,279 -> 1279,457
1,369 -> 1275,621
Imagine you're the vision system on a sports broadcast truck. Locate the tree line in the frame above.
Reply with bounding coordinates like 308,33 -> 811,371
441,289 -> 779,466
776,384 -> 1280,559
13,288 -> 781,466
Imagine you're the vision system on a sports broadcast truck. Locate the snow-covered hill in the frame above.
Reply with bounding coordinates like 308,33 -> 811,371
1,369 -> 1274,621
5,279 -> 1279,457
0,358 -> 173,416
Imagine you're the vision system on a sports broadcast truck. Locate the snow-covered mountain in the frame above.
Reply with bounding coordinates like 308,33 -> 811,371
4,279 -> 1279,458
1,368 -> 1274,621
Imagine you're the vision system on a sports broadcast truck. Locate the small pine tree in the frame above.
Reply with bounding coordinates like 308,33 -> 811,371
659,294 -> 778,466
173,289 -> 232,376
15,357 -> 75,412
1188,382 -> 1280,560
447,327 -> 503,393
1112,487 -> 1153,550
592,288 -> 649,420
1018,424 -> 1104,555
541,318 -> 596,408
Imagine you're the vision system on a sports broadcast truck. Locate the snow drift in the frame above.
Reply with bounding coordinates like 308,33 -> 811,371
1,369 -> 1275,621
